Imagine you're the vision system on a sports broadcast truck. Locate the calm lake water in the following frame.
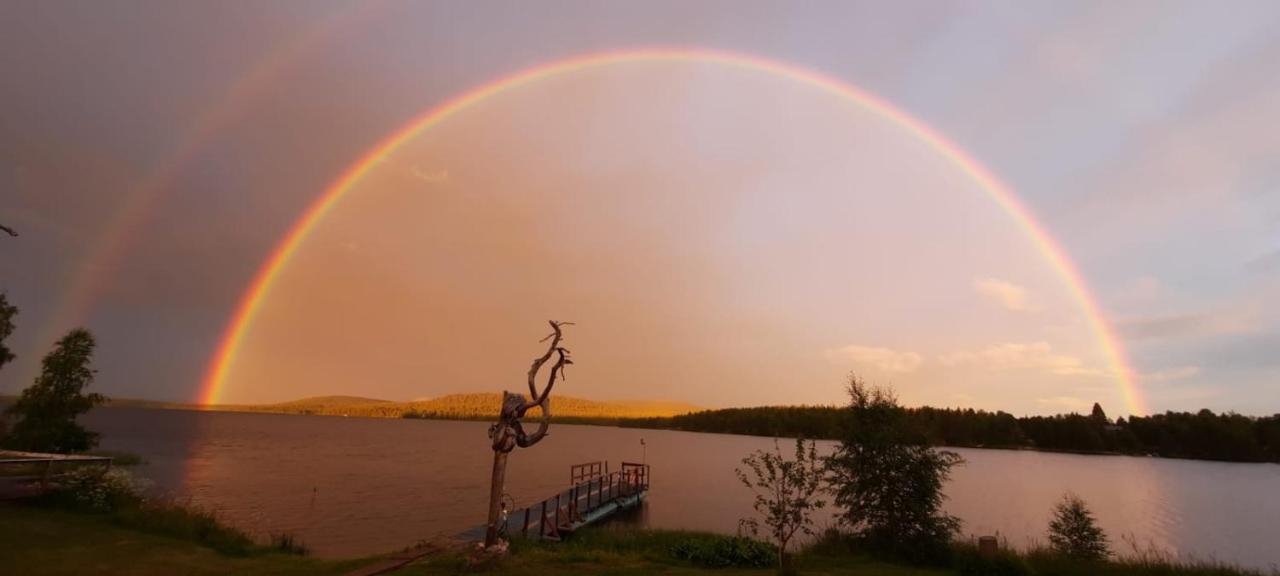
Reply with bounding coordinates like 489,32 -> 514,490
84,407 -> 1280,570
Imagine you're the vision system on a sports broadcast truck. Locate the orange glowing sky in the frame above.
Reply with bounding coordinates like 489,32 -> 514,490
219,62 -> 1113,410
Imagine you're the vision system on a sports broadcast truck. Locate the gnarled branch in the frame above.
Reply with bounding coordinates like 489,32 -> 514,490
514,320 -> 572,447
490,320 -> 573,452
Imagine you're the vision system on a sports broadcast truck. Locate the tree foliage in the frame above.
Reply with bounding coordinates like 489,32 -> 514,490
0,293 -> 16,371
735,438 -> 826,569
4,328 -> 105,453
1047,493 -> 1109,560
824,375 -> 962,563
626,403 -> 1280,463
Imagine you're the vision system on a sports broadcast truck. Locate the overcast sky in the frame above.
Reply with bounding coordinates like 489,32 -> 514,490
2,1 -> 1278,416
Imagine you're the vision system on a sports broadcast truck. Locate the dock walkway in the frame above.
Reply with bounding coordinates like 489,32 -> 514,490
459,461 -> 650,543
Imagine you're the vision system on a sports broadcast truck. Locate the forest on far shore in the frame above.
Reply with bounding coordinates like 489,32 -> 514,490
620,403 -> 1280,464
16,390 -> 1277,464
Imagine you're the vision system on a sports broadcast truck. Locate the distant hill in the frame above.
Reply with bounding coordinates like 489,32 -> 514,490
270,396 -> 395,409
103,393 -> 700,420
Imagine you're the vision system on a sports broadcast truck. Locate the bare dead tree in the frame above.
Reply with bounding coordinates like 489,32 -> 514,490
0,224 -> 16,237
484,320 -> 573,547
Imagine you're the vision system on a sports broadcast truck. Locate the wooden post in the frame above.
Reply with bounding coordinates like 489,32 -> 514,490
484,451 -> 509,546
539,500 -> 546,538
523,508 -> 530,538
978,536 -> 999,557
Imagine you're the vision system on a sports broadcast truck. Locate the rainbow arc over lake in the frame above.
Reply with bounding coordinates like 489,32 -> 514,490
199,48 -> 1146,415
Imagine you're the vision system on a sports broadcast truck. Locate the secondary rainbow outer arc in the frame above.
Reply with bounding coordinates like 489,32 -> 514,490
39,2 -> 377,352
200,48 -> 1146,415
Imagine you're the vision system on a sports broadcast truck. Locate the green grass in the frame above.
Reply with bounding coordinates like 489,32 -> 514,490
0,505 -> 375,576
389,527 -> 944,575
1,505 -> 1271,576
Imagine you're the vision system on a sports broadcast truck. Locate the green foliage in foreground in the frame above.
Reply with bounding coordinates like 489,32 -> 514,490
30,467 -> 307,557
951,541 -> 1270,576
826,377 -> 962,566
4,328 -> 105,453
0,292 -> 16,371
1048,493 -> 1110,560
511,527 -> 776,568
0,506 -> 367,576
737,438 -> 827,568
1,506 -> 1269,576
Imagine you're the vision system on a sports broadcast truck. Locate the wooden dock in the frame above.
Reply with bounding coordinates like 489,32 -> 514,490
0,450 -> 114,499
460,461 -> 650,543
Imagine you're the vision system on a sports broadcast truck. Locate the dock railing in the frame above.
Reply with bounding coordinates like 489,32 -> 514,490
0,450 -> 113,495
509,461 -> 650,541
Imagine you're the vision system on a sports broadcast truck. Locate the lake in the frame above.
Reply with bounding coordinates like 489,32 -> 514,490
84,407 -> 1280,570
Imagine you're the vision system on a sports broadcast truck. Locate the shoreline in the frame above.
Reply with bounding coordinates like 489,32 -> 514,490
88,403 -> 1279,466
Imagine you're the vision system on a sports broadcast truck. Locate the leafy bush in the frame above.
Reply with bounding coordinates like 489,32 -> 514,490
0,292 -> 16,372
3,329 -> 105,453
269,532 -> 310,556
115,500 -> 258,556
33,465 -> 305,557
736,438 -> 826,568
825,374 -> 963,565
53,467 -> 147,512
953,542 -> 1036,576
1048,493 -> 1109,560
669,535 -> 774,568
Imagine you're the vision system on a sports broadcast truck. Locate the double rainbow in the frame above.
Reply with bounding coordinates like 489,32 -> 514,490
199,48 -> 1145,415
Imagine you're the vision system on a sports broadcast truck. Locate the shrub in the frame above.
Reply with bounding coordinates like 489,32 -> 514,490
269,533 -> 310,556
3,329 -> 104,453
953,542 -> 1035,576
1047,493 -> 1109,560
669,535 -> 774,568
34,465 -> 303,557
115,500 -> 258,556
53,466 -> 146,512
736,438 -> 826,569
825,374 -> 962,564
0,292 -> 16,372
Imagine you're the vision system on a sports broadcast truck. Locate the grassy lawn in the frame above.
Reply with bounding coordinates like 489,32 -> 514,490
0,505 -> 373,576
2,504 -> 1266,576
0,505 -> 940,576
389,528 -> 945,576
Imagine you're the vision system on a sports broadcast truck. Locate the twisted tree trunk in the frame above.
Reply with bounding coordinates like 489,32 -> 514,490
483,320 -> 573,547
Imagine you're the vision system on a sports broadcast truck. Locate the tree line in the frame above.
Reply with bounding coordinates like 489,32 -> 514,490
622,402 -> 1280,463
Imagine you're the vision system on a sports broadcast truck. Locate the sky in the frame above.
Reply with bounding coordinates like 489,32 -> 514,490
2,1 -> 1278,416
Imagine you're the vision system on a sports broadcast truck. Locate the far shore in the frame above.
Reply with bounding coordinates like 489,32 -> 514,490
77,399 -> 1279,466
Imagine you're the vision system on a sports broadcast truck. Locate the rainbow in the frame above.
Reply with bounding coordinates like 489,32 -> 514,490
37,2 -> 377,353
200,48 -> 1147,415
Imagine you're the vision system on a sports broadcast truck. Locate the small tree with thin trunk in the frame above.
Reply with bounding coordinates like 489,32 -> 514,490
1048,493 -> 1109,560
736,438 -> 826,570
4,328 -> 104,453
483,320 -> 573,547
